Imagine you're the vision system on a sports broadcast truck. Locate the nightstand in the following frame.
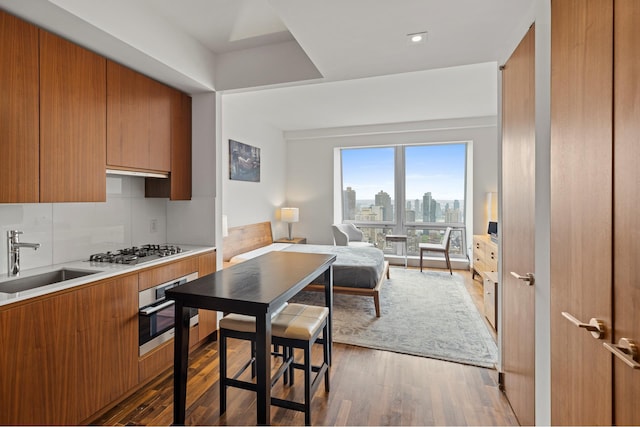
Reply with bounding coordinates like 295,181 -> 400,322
274,237 -> 307,244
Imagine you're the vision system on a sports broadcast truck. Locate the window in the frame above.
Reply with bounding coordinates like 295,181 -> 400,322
340,143 -> 467,257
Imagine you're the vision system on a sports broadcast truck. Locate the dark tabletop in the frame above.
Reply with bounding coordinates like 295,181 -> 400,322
165,251 -> 336,316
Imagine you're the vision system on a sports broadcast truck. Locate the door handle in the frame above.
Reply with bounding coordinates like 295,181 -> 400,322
561,311 -> 606,339
604,338 -> 640,369
510,271 -> 535,286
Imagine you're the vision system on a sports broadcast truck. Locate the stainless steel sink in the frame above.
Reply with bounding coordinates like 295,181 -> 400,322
0,268 -> 100,294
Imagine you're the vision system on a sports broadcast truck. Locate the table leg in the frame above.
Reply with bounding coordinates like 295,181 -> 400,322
173,302 -> 191,425
324,266 -> 334,365
255,311 -> 272,425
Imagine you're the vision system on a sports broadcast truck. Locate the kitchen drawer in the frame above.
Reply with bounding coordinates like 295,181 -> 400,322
138,257 -> 198,291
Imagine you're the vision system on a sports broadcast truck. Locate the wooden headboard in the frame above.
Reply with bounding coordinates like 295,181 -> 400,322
222,221 -> 274,262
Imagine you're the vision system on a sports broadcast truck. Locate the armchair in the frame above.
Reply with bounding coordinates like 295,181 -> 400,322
332,224 -> 373,247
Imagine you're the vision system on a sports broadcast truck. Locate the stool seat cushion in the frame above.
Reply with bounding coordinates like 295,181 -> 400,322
272,303 -> 329,340
219,303 -> 288,333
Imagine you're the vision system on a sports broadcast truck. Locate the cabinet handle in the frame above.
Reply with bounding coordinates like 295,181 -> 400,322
561,311 -> 606,339
510,271 -> 535,286
604,338 -> 640,369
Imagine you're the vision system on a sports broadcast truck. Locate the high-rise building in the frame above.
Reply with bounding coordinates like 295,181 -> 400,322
406,210 -> 416,222
422,192 -> 437,222
406,201 -> 412,211
356,205 -> 383,221
414,199 -> 421,216
375,190 -> 393,221
454,199 -> 460,211
343,187 -> 356,220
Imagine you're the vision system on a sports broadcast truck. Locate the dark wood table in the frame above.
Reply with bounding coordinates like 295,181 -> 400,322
166,251 -> 336,425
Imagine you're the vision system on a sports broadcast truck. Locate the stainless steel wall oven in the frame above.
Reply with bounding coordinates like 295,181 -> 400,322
138,272 -> 199,356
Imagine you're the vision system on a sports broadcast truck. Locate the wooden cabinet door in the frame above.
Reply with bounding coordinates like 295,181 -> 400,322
107,60 -> 172,173
39,30 -> 106,202
75,275 -> 138,420
0,293 -> 79,425
613,0 -> 640,423
170,90 -> 192,200
0,276 -> 138,425
501,24 -> 536,426
198,251 -> 218,340
550,0 -> 613,424
148,79 -> 172,172
107,60 -> 150,170
145,89 -> 192,200
0,11 -> 39,203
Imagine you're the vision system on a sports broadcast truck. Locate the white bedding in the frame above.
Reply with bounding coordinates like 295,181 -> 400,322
228,243 -> 292,264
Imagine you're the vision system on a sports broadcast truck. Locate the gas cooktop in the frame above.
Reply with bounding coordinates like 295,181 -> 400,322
88,244 -> 185,265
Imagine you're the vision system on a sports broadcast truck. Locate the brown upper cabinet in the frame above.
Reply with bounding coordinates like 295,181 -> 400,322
107,61 -> 171,173
145,90 -> 193,200
39,30 -> 107,202
0,10 -> 192,204
0,11 -> 39,203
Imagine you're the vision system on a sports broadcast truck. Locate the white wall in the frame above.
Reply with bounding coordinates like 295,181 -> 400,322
221,97 -> 289,239
0,176 -> 167,275
167,92 -> 217,247
284,116 -> 498,245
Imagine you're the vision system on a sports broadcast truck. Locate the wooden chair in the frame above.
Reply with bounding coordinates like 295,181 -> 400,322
419,227 -> 453,274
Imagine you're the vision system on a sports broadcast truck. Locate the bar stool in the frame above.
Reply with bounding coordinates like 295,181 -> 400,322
218,304 -> 291,416
218,303 -> 330,425
271,303 -> 330,425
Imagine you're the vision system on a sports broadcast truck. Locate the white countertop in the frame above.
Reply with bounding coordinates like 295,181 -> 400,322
0,245 -> 216,307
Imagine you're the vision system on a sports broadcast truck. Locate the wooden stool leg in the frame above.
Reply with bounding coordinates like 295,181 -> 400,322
304,344 -> 312,426
445,251 -> 452,275
219,331 -> 228,414
420,248 -> 424,272
323,325 -> 330,392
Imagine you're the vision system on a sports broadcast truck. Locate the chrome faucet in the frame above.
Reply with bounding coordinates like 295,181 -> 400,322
7,230 -> 40,276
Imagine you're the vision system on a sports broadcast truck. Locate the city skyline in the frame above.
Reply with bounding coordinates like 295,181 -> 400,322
341,144 -> 466,201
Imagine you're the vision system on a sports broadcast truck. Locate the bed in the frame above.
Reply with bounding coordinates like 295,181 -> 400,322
222,221 -> 390,317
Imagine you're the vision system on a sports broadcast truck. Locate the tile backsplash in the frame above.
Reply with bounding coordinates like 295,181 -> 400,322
0,176 -> 167,275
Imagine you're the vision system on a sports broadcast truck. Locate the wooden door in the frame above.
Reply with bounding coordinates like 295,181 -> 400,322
501,24 -> 536,426
39,30 -> 106,202
612,0 -> 640,424
550,0 -> 613,424
0,11 -> 39,203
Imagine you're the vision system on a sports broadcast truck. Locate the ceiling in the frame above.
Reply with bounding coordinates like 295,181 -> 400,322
139,0 -> 534,83
0,0 -> 536,130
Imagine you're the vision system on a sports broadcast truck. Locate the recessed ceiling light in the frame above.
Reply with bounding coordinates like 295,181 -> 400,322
408,31 -> 427,44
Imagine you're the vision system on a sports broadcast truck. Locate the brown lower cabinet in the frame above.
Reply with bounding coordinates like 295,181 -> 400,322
0,250 -> 216,425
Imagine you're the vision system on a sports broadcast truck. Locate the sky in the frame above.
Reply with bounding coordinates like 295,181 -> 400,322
342,143 -> 466,201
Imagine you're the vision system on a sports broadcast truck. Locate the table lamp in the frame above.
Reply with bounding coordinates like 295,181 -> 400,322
280,207 -> 299,240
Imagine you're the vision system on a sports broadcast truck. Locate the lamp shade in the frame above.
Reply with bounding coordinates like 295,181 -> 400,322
280,207 -> 299,223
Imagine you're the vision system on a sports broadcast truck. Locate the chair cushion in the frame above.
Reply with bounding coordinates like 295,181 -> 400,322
272,303 -> 329,340
419,242 -> 445,251
219,303 -> 288,333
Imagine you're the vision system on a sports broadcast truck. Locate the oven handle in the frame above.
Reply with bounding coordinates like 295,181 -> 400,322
140,300 -> 175,316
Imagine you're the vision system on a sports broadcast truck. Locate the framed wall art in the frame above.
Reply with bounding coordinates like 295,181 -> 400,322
229,139 -> 260,182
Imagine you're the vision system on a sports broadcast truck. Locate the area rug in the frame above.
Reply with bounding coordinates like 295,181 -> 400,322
290,267 -> 498,368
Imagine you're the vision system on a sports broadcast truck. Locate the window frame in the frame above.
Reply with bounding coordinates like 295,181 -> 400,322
339,142 -> 468,258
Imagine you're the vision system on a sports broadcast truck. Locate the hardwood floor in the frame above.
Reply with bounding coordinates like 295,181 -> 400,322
92,267 -> 516,426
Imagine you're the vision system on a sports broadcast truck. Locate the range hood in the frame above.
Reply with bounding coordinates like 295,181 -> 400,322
106,169 -> 169,179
